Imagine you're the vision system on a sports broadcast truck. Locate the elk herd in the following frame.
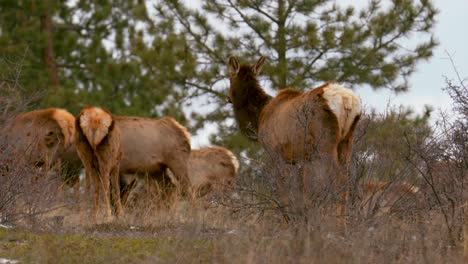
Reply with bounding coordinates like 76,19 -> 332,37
2,56 -> 417,224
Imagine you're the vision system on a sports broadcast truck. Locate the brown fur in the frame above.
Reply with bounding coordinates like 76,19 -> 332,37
116,116 -> 191,190
2,108 -> 82,184
360,181 -> 420,215
75,106 -> 122,220
121,146 -> 239,206
228,57 -> 361,167
175,146 -> 238,197
228,56 -> 362,220
98,115 -> 192,209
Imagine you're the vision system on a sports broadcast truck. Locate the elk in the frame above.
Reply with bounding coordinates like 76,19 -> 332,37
227,56 -> 362,219
359,181 -> 420,216
187,146 -> 239,198
75,107 -> 192,218
120,146 -> 239,206
2,108 -> 82,187
116,115 -> 191,194
75,106 -> 122,220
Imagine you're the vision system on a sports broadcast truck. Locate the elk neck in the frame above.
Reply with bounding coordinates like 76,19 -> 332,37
231,73 -> 271,140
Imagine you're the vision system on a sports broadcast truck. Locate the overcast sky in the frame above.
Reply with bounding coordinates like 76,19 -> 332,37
358,0 -> 468,114
190,1 -> 468,148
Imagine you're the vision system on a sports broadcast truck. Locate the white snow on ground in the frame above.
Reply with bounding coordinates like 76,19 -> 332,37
0,258 -> 19,264
0,224 -> 12,229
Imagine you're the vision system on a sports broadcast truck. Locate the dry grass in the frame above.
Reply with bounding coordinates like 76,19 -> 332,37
0,70 -> 466,263
1,113 -> 466,263
0,199 -> 465,263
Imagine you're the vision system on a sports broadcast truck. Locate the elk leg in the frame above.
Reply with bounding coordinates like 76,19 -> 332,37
166,159 -> 190,197
337,139 -> 352,173
83,170 -> 93,220
315,139 -> 347,228
270,159 -> 296,223
336,116 -> 360,227
120,177 -> 138,208
71,177 -> 81,210
99,167 -> 112,219
109,164 -> 123,217
89,170 -> 100,223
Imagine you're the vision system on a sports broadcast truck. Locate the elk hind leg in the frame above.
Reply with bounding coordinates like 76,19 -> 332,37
109,164 -> 123,217
98,167 -> 112,220
86,169 -> 101,223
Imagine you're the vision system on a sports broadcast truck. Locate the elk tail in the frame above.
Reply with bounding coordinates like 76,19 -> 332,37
78,107 -> 113,149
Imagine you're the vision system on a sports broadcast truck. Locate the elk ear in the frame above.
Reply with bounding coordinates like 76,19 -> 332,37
252,56 -> 266,76
228,56 -> 240,77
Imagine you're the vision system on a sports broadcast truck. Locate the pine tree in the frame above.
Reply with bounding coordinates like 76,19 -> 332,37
0,0 -> 194,124
160,0 -> 438,153
1,1 -> 439,154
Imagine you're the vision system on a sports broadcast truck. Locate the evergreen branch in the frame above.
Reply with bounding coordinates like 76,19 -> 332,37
165,4 -> 225,64
185,80 -> 226,99
226,0 -> 273,47
248,2 -> 279,24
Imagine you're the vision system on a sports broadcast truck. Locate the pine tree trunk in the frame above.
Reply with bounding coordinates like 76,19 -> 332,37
276,0 -> 287,89
40,11 -> 59,90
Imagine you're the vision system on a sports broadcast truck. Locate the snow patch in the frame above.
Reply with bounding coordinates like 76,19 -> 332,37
0,258 -> 19,264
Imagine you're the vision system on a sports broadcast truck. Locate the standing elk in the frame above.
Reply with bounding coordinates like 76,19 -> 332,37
227,56 -> 362,220
2,108 -> 82,188
75,106 -> 122,220
75,107 -> 192,219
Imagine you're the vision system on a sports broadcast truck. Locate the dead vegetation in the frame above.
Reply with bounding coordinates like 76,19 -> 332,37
0,67 -> 466,263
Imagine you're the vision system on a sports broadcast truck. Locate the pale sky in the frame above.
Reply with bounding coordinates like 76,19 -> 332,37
185,1 -> 468,148
358,1 -> 468,114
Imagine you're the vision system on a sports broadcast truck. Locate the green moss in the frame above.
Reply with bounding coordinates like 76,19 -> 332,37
0,229 -> 213,263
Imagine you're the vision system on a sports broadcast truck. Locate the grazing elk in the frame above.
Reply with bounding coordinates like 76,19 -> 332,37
120,146 -> 239,206
75,107 -> 192,218
116,115 -> 191,194
75,106 -> 123,220
227,56 -> 362,219
2,108 -> 82,187
187,146 -> 239,198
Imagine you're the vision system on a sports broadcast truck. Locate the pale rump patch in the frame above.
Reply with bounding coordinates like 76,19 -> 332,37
52,108 -> 76,148
322,83 -> 362,139
222,148 -> 240,173
79,107 -> 112,148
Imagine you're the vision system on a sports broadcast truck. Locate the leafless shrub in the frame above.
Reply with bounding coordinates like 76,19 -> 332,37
0,61 -> 69,229
348,106 -> 430,220
0,117 -> 69,229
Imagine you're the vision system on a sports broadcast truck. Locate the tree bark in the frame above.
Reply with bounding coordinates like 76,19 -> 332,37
276,0 -> 287,89
40,11 -> 59,90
